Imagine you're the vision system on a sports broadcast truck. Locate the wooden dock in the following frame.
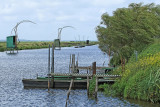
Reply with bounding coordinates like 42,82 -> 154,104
22,45 -> 120,89
22,73 -> 120,89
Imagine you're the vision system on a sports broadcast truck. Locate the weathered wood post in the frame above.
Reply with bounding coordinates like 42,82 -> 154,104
87,75 -> 89,96
65,78 -> 74,107
51,44 -> 54,73
48,45 -> 50,91
51,44 -> 54,88
95,77 -> 98,99
69,54 -> 71,73
76,60 -> 78,73
92,62 -> 96,75
71,54 -> 75,73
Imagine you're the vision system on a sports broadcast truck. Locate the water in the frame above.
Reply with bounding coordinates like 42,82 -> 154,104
0,45 -> 159,107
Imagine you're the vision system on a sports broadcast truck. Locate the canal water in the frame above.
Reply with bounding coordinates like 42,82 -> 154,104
0,45 -> 159,107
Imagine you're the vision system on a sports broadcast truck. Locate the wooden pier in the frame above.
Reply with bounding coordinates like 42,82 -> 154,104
22,44 -> 120,89
22,73 -> 120,88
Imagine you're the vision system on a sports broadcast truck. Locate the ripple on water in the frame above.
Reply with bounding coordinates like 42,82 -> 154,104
0,45 -> 157,107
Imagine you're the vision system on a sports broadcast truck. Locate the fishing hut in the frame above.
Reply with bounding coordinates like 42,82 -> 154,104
54,39 -> 61,50
6,35 -> 18,53
6,20 -> 36,53
86,40 -> 89,45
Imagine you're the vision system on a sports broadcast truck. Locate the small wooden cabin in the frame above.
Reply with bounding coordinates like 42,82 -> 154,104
6,36 -> 17,48
54,39 -> 61,49
86,40 -> 89,44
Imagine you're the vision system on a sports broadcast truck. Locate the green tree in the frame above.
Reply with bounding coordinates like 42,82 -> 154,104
96,3 -> 160,65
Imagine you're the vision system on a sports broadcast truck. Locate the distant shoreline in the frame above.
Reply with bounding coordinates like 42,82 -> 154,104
0,41 -> 98,52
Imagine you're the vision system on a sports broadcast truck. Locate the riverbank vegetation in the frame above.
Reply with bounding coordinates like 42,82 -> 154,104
96,3 -> 160,103
0,41 -> 98,52
99,42 -> 160,103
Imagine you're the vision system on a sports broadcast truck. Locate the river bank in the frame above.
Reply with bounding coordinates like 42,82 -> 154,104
99,41 -> 160,104
0,41 -> 98,52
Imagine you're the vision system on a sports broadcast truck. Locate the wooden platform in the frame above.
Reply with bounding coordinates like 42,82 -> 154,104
22,73 -> 121,89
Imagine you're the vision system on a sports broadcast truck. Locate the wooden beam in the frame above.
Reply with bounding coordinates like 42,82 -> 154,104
65,78 -> 74,107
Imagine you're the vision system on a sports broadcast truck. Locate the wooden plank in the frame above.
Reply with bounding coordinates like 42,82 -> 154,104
50,73 -> 121,78
70,66 -> 114,70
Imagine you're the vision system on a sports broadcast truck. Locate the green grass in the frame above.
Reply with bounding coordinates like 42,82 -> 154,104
0,41 -> 98,52
99,40 -> 160,103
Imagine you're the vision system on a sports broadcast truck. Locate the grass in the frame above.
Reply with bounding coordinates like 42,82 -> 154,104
0,41 -> 98,52
99,40 -> 160,103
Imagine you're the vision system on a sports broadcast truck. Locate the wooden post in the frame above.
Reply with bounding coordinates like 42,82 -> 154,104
95,77 -> 98,99
65,78 -> 74,107
87,76 -> 89,96
51,44 -> 54,88
71,54 -> 75,73
48,45 -> 50,91
92,62 -> 96,75
123,58 -> 125,72
51,44 -> 54,73
69,54 -> 71,73
121,56 -> 123,72
109,48 -> 110,66
76,61 -> 78,73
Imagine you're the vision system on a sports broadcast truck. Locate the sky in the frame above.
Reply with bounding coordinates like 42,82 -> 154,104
0,0 -> 160,41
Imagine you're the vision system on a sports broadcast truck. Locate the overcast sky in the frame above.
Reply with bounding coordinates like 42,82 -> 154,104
0,0 -> 159,41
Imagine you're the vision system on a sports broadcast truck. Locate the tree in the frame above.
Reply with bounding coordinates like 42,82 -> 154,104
96,3 -> 160,66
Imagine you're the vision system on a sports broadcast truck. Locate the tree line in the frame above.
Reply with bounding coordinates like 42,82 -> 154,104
96,3 -> 160,66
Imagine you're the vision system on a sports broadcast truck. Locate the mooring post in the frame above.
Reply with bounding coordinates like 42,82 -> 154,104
92,62 -> 96,75
76,61 -> 78,73
48,45 -> 50,91
51,44 -> 54,88
87,75 -> 89,96
71,54 -> 75,73
95,77 -> 98,99
69,54 -> 71,73
51,44 -> 54,73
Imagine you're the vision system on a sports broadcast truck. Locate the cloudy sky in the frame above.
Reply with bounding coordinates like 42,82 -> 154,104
0,0 -> 159,41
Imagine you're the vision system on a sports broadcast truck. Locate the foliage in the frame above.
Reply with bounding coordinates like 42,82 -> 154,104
89,76 -> 96,95
96,3 -> 160,65
100,42 -> 160,103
